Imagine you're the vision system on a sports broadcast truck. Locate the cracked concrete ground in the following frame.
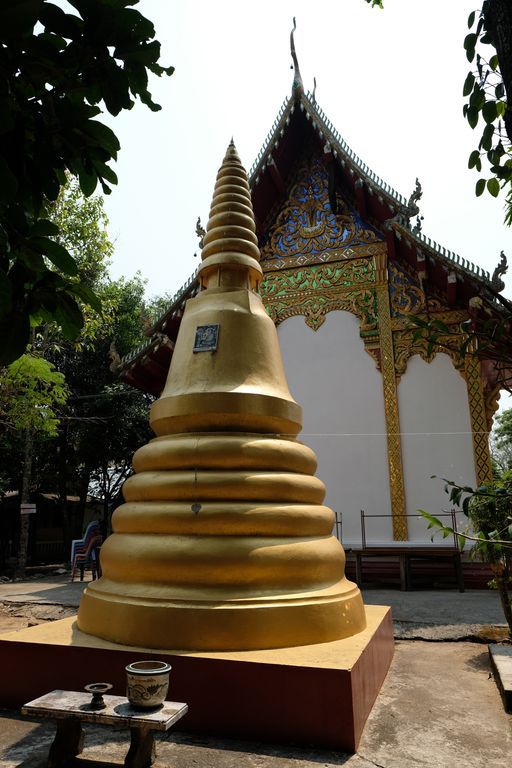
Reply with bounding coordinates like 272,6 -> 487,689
0,575 -> 510,767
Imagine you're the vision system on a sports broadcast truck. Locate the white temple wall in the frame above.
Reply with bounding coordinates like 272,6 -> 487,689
397,353 -> 477,543
277,311 -> 393,547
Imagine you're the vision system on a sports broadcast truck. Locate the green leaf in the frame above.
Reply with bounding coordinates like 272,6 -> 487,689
466,105 -> 479,129
463,71 -> 475,97
54,293 -> 84,339
69,282 -> 102,313
419,510 -> 443,530
464,33 -> 477,62
496,100 -> 507,118
78,168 -> 98,197
475,178 -> 486,197
469,84 -> 485,110
487,177 -> 500,197
467,10 -> 476,29
489,54 -> 499,71
92,160 -> 118,186
468,150 -> 480,169
30,219 -> 60,237
480,123 -> 494,151
495,82 -> 505,99
81,120 -> 121,157
0,308 -> 30,365
31,237 -> 79,276
482,100 -> 497,124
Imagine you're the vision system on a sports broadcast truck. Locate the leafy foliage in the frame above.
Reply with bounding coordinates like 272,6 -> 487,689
0,0 -> 173,365
421,477 -> 512,634
411,286 -> 512,394
493,407 -> 512,473
463,5 -> 512,221
0,182 -> 154,558
0,353 -> 68,435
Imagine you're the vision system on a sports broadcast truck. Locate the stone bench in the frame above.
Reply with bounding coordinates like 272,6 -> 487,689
21,689 -> 188,768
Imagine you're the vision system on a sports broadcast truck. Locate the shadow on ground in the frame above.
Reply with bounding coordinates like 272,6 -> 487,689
0,715 -> 354,768
169,731 -> 353,764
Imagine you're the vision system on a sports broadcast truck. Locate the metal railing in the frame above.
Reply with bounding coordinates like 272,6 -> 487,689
360,509 -> 461,550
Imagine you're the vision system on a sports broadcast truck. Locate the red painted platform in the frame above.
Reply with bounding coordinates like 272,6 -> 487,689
0,604 -> 393,752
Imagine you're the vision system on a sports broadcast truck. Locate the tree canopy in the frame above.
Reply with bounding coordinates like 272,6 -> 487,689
0,354 -> 67,435
0,181 -> 153,547
0,0 -> 173,366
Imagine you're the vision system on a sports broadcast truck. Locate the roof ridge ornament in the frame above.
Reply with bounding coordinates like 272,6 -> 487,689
390,177 -> 423,229
491,250 -> 508,292
312,76 -> 317,104
406,178 -> 422,217
195,216 -> 206,250
290,17 -> 304,100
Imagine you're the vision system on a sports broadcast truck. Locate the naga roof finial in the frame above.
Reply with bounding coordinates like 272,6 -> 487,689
312,76 -> 317,104
491,250 -> 508,292
290,17 -> 304,100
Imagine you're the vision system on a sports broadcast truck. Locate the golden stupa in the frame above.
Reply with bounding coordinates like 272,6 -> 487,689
77,142 -> 366,650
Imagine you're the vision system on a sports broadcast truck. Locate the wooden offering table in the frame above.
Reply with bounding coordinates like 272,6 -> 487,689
21,689 -> 188,768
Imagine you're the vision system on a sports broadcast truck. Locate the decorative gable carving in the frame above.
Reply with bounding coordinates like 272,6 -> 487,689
260,156 -> 383,271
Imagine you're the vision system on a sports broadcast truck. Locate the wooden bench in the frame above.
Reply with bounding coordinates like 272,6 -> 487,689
21,689 -> 188,768
351,547 -> 464,592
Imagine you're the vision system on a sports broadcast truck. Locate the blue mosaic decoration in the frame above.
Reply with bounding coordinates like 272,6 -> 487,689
260,156 -> 382,266
193,324 -> 219,352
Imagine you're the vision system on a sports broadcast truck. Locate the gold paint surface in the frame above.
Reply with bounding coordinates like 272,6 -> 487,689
465,354 -> 493,486
78,142 -> 365,650
376,280 -> 408,541
1,604 -> 389,670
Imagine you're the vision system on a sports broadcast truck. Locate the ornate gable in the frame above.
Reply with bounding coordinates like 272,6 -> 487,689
260,155 -> 383,272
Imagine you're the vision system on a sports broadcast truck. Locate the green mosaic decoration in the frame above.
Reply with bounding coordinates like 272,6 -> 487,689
260,259 -> 376,299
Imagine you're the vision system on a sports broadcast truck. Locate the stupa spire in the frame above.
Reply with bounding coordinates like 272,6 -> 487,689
200,140 -> 260,270
77,144 -> 366,651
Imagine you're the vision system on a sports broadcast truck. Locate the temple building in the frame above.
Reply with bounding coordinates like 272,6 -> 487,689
116,42 -> 509,550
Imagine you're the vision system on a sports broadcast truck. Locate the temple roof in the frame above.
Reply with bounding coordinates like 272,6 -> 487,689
249,90 -> 491,282
117,86 -> 499,393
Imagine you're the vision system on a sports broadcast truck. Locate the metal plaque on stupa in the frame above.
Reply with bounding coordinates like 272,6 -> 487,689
193,324 -> 219,352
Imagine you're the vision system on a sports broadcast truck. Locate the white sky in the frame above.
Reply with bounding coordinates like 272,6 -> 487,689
103,0 -> 511,306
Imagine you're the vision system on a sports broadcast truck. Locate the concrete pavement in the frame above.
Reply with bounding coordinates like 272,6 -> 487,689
0,574 -> 506,623
0,574 -> 510,767
0,641 -> 510,768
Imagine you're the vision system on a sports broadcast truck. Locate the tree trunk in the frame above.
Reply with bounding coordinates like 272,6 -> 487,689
57,422 -> 71,559
494,573 -> 512,636
77,467 -> 91,525
491,558 -> 512,639
485,0 -> 512,143
15,429 -> 34,578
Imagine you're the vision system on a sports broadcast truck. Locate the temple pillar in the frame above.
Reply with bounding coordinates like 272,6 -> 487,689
375,252 -> 408,541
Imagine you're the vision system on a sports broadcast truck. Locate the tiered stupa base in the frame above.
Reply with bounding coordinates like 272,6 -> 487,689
0,604 -> 393,751
77,578 -> 365,651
